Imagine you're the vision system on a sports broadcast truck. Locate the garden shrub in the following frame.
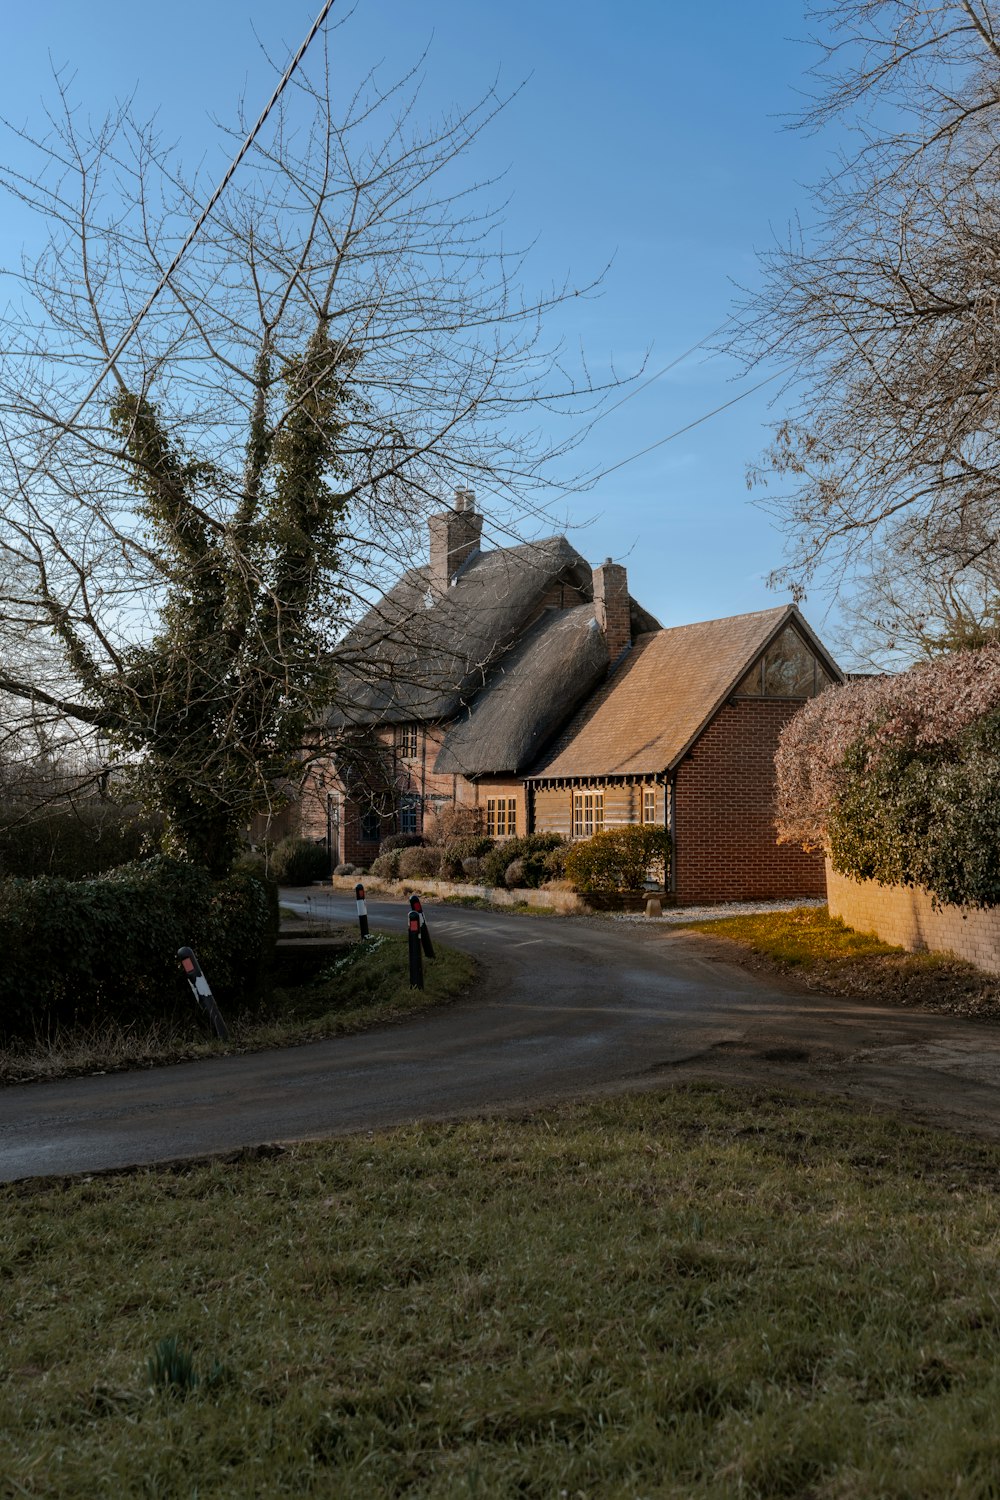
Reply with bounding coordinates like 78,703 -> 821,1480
504,857 -> 527,889
444,834 -> 495,864
334,862 -> 358,876
423,804 -> 484,846
0,856 -> 272,1041
564,825 -> 670,894
268,836 -> 329,886
378,832 -> 425,855
370,850 -> 402,880
776,644 -> 1000,908
0,801 -> 161,880
481,834 -> 564,889
397,846 -> 443,879
461,856 -> 484,880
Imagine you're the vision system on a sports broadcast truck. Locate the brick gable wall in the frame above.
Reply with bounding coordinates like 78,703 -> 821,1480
673,698 -> 825,903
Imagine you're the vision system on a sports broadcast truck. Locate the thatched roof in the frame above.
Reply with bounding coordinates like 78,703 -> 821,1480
434,606 -> 610,775
327,535 -> 658,732
530,605 -> 841,780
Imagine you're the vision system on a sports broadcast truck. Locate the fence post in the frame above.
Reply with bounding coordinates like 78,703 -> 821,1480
407,910 -> 424,989
409,893 -> 435,959
355,882 -> 370,939
177,946 -> 230,1041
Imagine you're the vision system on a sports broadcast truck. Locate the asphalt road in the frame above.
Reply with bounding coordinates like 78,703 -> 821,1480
3,893 -> 1000,1182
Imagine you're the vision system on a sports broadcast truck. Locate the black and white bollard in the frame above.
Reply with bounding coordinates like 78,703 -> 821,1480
177,946 -> 230,1041
409,893 -> 435,959
355,882 -> 370,940
407,910 -> 424,989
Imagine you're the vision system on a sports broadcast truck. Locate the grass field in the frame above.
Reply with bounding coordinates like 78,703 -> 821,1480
0,934 -> 475,1086
5,1085 -> 1000,1497
677,906 -> 1000,1019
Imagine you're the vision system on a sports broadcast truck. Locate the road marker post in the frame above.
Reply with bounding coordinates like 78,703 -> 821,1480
177,946 -> 230,1041
409,893 -> 435,958
355,882 -> 370,939
407,911 -> 424,989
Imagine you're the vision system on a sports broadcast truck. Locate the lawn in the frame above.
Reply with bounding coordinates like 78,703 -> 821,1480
677,906 -> 1000,1019
4,1085 -> 1000,1497
0,934 -> 476,1086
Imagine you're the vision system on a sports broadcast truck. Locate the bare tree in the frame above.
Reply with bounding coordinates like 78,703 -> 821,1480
733,1 -> 1000,649
0,33 -> 623,874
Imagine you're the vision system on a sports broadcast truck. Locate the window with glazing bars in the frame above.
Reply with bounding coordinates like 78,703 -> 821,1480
572,791 -> 604,837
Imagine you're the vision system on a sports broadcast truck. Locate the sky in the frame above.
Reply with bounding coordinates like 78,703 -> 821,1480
2,1 -> 844,649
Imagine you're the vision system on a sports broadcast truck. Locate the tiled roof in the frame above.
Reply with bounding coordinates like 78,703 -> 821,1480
530,605 -> 823,779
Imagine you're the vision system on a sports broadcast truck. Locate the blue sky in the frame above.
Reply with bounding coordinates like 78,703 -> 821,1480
4,2 -> 842,646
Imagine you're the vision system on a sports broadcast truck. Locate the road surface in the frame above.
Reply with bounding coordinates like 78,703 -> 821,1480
2,893 -> 1000,1181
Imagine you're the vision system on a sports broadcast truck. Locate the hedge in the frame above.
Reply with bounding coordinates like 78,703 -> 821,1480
777,644 -> 1000,908
481,834 -> 564,889
0,856 -> 273,1041
565,826 -> 669,894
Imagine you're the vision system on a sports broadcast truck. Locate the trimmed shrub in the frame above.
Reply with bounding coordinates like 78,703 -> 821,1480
481,834 -> 565,890
371,850 -> 402,880
378,832 -> 425,855
0,801 -> 162,880
0,856 -> 273,1041
565,825 -> 669,894
461,856 -> 484,880
438,854 -> 465,881
504,857 -> 527,889
334,863 -> 358,876
543,845 -> 568,881
269,836 -> 329,886
444,834 -> 496,864
397,846 -> 443,879
776,644 -> 1000,908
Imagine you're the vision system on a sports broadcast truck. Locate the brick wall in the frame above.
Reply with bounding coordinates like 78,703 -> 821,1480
826,862 -> 1000,974
673,699 -> 825,904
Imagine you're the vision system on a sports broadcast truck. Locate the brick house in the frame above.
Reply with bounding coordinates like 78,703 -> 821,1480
528,605 -> 842,903
286,492 -> 842,899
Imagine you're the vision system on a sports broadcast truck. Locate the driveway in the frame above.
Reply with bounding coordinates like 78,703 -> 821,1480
2,893 -> 1000,1181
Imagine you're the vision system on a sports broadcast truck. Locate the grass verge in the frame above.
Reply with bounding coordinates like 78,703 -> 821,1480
439,893 -> 557,915
5,1085 -> 1000,1497
676,905 -> 1000,1018
0,934 -> 475,1087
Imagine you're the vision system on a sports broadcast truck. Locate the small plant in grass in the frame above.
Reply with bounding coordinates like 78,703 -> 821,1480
147,1336 -> 229,1398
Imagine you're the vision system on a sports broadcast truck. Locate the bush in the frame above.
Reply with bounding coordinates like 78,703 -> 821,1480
397,846 -> 443,880
504,857 -> 527,889
565,826 -> 670,894
438,854 -> 465,881
461,856 -> 484,880
378,832 -> 425,855
423,804 -> 485,847
444,834 -> 496,864
371,850 -> 402,880
334,863 -> 358,876
0,856 -> 273,1041
268,836 -> 329,886
543,845 -> 568,881
481,834 -> 565,890
0,801 -> 162,880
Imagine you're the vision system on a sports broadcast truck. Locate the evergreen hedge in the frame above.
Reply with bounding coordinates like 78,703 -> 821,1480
0,856 -> 273,1041
564,826 -> 669,894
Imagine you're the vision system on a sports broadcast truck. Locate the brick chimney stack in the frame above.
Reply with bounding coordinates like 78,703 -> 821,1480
593,558 -> 631,665
428,488 -> 484,597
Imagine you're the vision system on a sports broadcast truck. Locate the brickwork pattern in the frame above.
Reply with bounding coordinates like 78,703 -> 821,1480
592,561 -> 631,664
673,699 -> 826,904
826,863 -> 1000,975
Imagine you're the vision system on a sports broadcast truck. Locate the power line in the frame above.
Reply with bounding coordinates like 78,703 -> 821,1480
46,0 -> 338,445
587,363 -> 794,485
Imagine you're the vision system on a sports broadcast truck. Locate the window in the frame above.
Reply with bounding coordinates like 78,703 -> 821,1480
400,793 -> 421,835
572,790 -> 604,838
360,807 -> 381,842
642,788 -> 657,825
396,724 -> 419,758
486,797 -> 517,837
734,626 -> 833,700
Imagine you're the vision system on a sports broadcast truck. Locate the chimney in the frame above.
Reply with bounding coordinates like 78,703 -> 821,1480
593,558 -> 631,665
428,488 -> 484,596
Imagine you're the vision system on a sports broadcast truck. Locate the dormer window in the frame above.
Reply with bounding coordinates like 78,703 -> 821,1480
396,724 -> 419,758
735,625 -> 834,700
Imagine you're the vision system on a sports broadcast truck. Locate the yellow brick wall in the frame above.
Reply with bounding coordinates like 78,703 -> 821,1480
826,861 -> 1000,976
